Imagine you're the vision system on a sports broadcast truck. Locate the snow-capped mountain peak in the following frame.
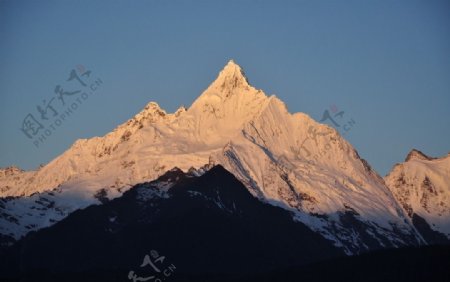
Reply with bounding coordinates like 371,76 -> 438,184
385,151 -> 450,242
186,61 -> 271,144
0,60 -> 436,252
208,59 -> 250,92
405,149 -> 436,162
132,101 -> 168,123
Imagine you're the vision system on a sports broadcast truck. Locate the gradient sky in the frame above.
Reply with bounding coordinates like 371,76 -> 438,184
0,0 -> 449,176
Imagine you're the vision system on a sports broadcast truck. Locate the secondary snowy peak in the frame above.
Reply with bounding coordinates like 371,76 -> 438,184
120,102 -> 168,130
138,101 -> 167,117
385,151 -> 450,241
405,149 -> 435,162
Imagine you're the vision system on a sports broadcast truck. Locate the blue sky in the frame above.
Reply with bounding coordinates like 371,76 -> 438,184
0,0 -> 449,176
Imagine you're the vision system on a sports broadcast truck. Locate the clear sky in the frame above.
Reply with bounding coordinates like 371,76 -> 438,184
1,0 -> 449,176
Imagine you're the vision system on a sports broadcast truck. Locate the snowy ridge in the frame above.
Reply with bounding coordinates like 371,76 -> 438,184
213,96 -> 421,253
0,60 -> 437,252
0,186 -> 95,241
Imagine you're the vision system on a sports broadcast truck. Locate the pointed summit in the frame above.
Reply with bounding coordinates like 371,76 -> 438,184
188,60 -> 267,117
210,60 -> 250,91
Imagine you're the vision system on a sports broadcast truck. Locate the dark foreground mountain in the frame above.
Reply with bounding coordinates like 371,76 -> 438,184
1,165 -> 343,281
1,166 -> 449,281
